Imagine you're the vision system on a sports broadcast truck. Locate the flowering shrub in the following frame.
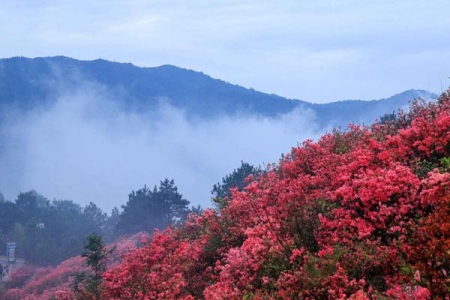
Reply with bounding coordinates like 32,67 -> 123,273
5,266 -> 35,289
2,233 -> 148,300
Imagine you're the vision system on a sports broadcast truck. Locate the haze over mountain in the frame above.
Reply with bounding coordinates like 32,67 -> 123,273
0,56 -> 435,211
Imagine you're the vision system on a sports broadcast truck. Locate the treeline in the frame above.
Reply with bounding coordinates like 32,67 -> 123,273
0,164 -> 259,266
0,179 -> 188,265
0,190 -> 111,265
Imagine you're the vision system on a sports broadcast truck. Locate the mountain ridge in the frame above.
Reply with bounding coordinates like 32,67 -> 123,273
0,56 -> 436,128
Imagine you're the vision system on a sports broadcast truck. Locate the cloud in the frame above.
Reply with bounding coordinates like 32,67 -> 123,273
0,84 -> 321,213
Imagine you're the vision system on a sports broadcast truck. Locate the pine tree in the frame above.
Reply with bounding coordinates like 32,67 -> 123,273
73,232 -> 114,300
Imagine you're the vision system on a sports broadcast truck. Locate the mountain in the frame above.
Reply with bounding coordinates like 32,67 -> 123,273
0,56 -> 435,128
0,56 -> 300,117
311,89 -> 434,128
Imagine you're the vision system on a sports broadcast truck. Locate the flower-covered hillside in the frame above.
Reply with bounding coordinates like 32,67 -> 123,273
1,233 -> 150,300
103,91 -> 450,299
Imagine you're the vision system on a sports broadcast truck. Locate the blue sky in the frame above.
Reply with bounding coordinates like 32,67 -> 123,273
1,0 -> 449,102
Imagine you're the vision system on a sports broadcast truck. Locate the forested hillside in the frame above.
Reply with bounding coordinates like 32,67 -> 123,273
0,179 -> 192,266
2,91 -> 449,299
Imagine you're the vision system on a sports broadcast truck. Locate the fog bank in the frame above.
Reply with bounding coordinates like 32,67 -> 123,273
0,86 -> 322,212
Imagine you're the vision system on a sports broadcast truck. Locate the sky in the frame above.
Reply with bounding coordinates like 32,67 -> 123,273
1,0 -> 449,103
0,1 -> 450,212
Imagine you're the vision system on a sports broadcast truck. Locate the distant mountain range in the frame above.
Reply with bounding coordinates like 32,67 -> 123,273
0,56 -> 435,128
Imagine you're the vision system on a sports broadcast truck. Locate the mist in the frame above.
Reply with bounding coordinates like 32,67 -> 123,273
0,84 -> 322,212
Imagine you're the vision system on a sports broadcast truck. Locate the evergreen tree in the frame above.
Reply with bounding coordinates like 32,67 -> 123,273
103,207 -> 120,242
212,161 -> 261,209
379,111 -> 397,124
74,232 -> 114,300
117,179 -> 189,234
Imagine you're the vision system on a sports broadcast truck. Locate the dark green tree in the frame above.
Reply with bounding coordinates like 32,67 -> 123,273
0,190 -> 110,266
116,185 -> 162,234
117,179 -> 189,235
40,200 -> 96,265
83,202 -> 107,233
212,161 -> 261,209
13,191 -> 49,262
189,204 -> 204,216
158,179 -> 190,226
74,232 -> 114,300
379,111 -> 397,124
0,200 -> 22,250
103,207 -> 120,242
15,190 -> 49,224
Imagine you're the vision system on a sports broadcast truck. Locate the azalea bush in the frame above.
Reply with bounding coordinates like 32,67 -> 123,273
5,266 -> 36,289
2,233 -> 149,300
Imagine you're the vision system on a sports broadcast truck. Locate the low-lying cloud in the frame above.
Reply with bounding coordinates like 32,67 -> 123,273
0,86 -> 322,212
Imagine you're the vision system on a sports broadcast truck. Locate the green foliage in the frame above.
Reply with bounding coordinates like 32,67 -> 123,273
212,161 -> 261,209
413,159 -> 438,178
74,232 -> 114,300
440,157 -> 450,171
0,191 -> 112,266
103,207 -> 120,242
117,179 -> 189,234
331,128 -> 350,154
379,111 -> 397,124
417,157 -> 450,176
82,232 -> 112,278
189,205 -> 204,216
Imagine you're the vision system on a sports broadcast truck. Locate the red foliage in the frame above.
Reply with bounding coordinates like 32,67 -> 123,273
2,233 -> 149,300
3,258 -> 84,300
5,266 -> 36,289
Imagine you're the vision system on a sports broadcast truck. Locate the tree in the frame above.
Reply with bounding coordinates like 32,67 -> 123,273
0,189 -> 111,266
379,111 -> 397,124
40,200 -> 93,265
0,201 -> 22,251
73,232 -> 113,300
158,179 -> 190,226
117,179 -> 189,234
189,204 -> 204,216
103,207 -> 120,242
13,191 -> 49,262
83,202 -> 107,234
212,161 -> 261,209
15,190 -> 49,224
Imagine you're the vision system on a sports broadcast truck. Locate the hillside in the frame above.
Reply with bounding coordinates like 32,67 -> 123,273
0,57 -> 435,128
103,91 -> 450,299
3,90 -> 449,299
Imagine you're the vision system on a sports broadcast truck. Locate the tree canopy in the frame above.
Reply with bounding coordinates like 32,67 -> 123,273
211,161 -> 261,209
0,192 -> 110,265
117,179 -> 189,234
